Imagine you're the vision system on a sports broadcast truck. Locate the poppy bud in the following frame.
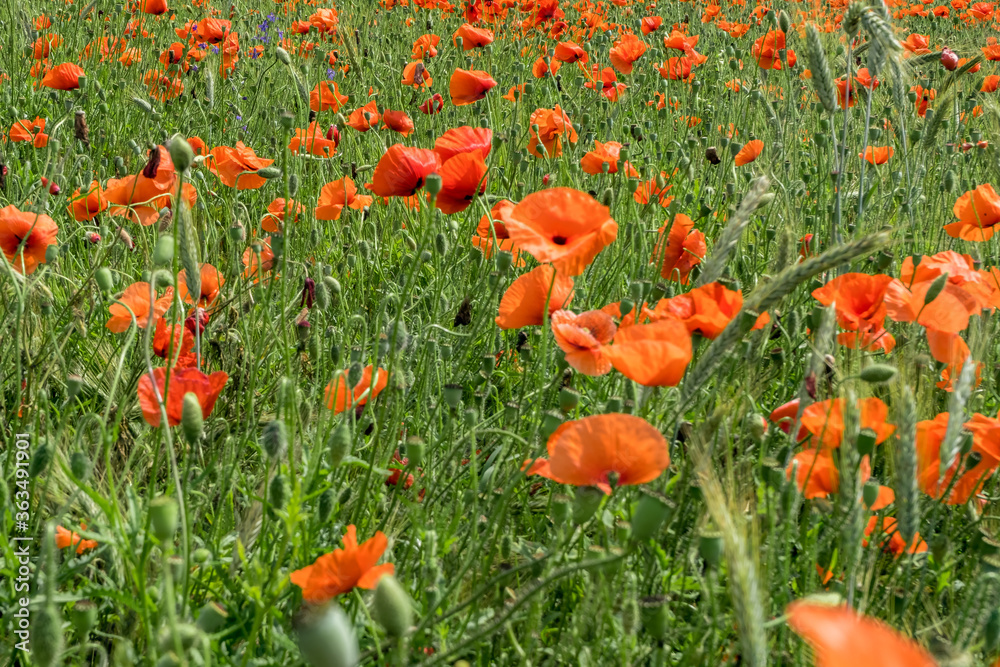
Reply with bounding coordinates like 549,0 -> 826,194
195,601 -> 228,634
33,603 -> 64,667
295,604 -> 360,667
698,530 -> 724,568
327,421 -> 352,468
425,172 -> 443,196
923,272 -> 949,306
67,374 -> 85,400
434,232 -> 449,256
269,474 -> 288,510
169,135 -> 194,173
181,393 -> 204,444
943,169 -> 956,192
257,166 -> 282,179
631,489 -> 674,541
940,47 -> 959,71
778,9 -> 791,32
262,419 -> 288,460
275,46 -> 291,65
747,413 -> 767,444
70,600 -> 98,638
153,235 -> 174,266
317,487 -> 335,524
95,267 -> 114,292
29,442 -> 52,477
860,363 -> 897,384
88,232 -> 101,244
405,437 -> 425,467
149,496 -> 179,543
48,181 -> 60,195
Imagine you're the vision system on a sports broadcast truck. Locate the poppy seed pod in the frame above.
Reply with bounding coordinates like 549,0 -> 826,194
856,428 -> 877,456
149,496 -> 179,543
559,387 -> 580,413
698,530 -> 724,568
328,421 -> 352,468
640,596 -> 671,640
443,383 -> 463,409
551,494 -> 572,525
195,601 -> 228,634
296,604 -> 360,667
181,393 -> 204,444
862,480 -> 881,509
70,599 -> 98,638
425,172 -> 443,196
372,575 -> 413,637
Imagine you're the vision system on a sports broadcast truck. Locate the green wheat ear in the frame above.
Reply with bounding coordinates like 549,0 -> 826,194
805,24 -> 838,115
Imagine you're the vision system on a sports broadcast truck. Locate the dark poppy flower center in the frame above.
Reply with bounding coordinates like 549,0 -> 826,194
552,235 -> 568,245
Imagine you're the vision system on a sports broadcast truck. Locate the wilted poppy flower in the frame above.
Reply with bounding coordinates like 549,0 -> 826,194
262,198 -> 305,232
8,118 -> 48,147
800,397 -> 895,449
472,200 -> 525,266
315,177 -> 373,220
206,142 -> 273,189
0,206 -> 59,275
381,109 -> 414,136
523,414 -> 669,494
550,309 -> 617,375
435,152 -> 488,214
864,516 -> 928,556
604,318 -> 693,387
449,68 -> 497,106
861,146 -> 894,165
347,101 -> 380,132
580,141 -> 639,176
787,600 -> 936,665
178,264 -> 224,309
454,23 -> 494,49
527,105 -> 578,158
106,283 -> 173,332
495,265 -> 574,329
812,273 -> 894,331
419,93 -> 444,115
56,524 -> 98,554
67,181 -> 108,222
885,278 -> 978,333
288,122 -> 337,157
137,366 -> 228,427
734,140 -> 764,166
242,238 -> 276,283
944,184 -> 1000,241
309,81 -> 349,112
651,214 -> 707,284
41,62 -> 85,89
290,525 -> 394,603
369,145 -> 440,198
504,188 -> 617,276
324,365 -> 388,414
434,126 -> 492,163
609,33 -> 648,74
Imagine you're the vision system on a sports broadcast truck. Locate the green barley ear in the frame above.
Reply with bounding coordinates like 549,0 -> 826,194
806,25 -> 838,115
893,386 -> 920,544
176,199 -> 200,302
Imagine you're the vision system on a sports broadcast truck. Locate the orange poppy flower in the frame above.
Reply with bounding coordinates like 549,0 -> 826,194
30,34 -> 60,60
523,414 -> 669,494
885,278 -> 978,333
800,397 -> 895,449
369,145 -> 440,198
651,214 -> 706,284
262,198 -> 305,232
926,328 -> 984,391
435,152 -> 488,214
504,188 -> 617,276
902,251 -> 996,309
770,399 -> 808,440
550,309 -> 617,375
787,449 -> 894,509
916,411 -> 998,504
309,81 -> 349,112
527,105 -> 578,158
242,238 -> 276,283
449,68 -> 497,106
633,171 -> 674,208
787,600 -> 936,665
316,177 -> 373,220
982,74 -> 1000,92
56,524 -> 98,555
835,77 -> 857,108
176,18 -> 230,44
554,41 -> 589,64
106,283 -> 173,333
751,30 -> 795,70
454,23 -> 494,49
381,109 -> 414,136
609,33 -> 648,74
864,516 -> 928,556
434,126 -> 492,163
944,184 -> 1000,241
67,181 -> 108,222
137,366 -> 229,427
289,122 -> 337,157
178,264 -> 224,309
472,200 -> 525,266
139,0 -> 168,15
604,318 -> 693,387
412,34 -> 440,59
902,33 -> 933,54
290,525 -> 394,603
854,67 -> 880,90
8,118 -> 48,147
206,142 -> 273,190
641,16 -> 664,34
0,206 -> 59,275
734,139 -> 764,166
912,84 -> 936,116
495,265 -> 574,329
663,30 -> 705,62
103,148 -> 194,226
532,56 -> 562,79
153,318 -> 196,368
861,146 -> 894,165
580,141 -> 640,176
324,365 -> 388,414
41,62 -> 85,90
811,273 -> 894,331
651,282 -> 746,339
346,101 -> 380,132
503,84 -> 527,103
584,66 -> 628,102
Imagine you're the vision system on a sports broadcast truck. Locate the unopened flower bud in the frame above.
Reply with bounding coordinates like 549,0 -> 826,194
181,393 -> 204,444
372,575 -> 413,637
149,496 -> 179,543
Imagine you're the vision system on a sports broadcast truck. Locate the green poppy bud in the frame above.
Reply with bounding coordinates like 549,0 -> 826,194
181,393 -> 204,444
372,575 -> 413,637
296,605 -> 359,667
269,474 -> 287,510
262,419 -> 287,460
327,421 -> 352,468
149,496 -> 179,543
860,364 -> 897,385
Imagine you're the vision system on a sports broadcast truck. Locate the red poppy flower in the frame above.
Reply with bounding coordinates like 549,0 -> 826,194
381,109 -> 414,137
106,282 -> 173,332
41,62 -> 85,90
580,141 -> 640,176
944,184 -> 1000,241
787,449 -> 893,509
324,365 -> 388,415
523,414 -> 669,494
309,82 -> 349,112
206,142 -> 273,189
496,265 -> 574,329
609,33 -> 648,74
347,101 -> 380,132
435,152 -> 488,214
56,524 -> 98,554
550,309 -> 617,375
316,177 -> 373,220
288,122 -> 337,157
449,68 -> 497,106
0,206 -> 59,275
651,214 -> 706,284
861,146 -> 894,165
434,126 -> 492,163
262,198 -> 305,232
527,105 -> 578,158
67,181 -> 108,222
472,200 -> 525,265
153,318 -> 196,368
604,318 -> 693,387
800,397 -> 895,449
8,118 -> 48,147
885,278 -> 978,333
864,516 -> 928,556
290,525 -> 394,603
242,238 -> 276,283
369,145 -> 440,198
178,263 -> 224,309
454,23 -> 494,49
412,34 -> 440,59
812,273 -> 894,331
734,140 -> 764,166
137,366 -> 228,427
554,41 -> 588,64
